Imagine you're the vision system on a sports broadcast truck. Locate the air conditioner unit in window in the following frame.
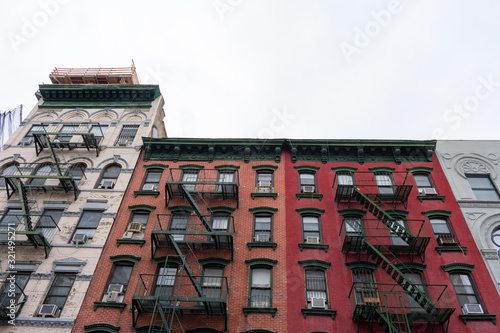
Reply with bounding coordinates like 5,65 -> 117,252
462,303 -> 484,314
38,304 -> 59,318
302,186 -> 315,193
306,236 -> 320,244
122,231 -> 134,239
19,137 -> 33,147
100,180 -> 115,189
203,280 -> 222,287
311,297 -> 326,308
117,138 -> 132,146
422,188 -> 438,195
108,284 -> 124,293
437,234 -> 458,246
126,222 -> 145,233
72,233 -> 88,245
142,184 -> 157,191
254,234 -> 270,242
257,186 -> 271,193
107,291 -> 120,302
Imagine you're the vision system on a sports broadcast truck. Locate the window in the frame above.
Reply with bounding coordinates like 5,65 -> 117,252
73,210 -> 103,240
217,170 -> 235,194
302,215 -> 322,243
253,214 -> 272,242
449,273 -> 483,313
127,210 -> 150,236
169,212 -> 190,241
154,265 -> 177,298
375,172 -> 394,195
211,213 -> 230,244
0,209 -> 23,239
249,267 -> 272,307
429,217 -> 458,246
182,169 -> 199,191
413,173 -> 436,194
142,168 -> 163,191
202,266 -> 224,299
30,163 -> 53,186
389,219 -> 409,246
351,269 -> 378,305
58,125 -> 78,142
403,272 -> 428,313
337,172 -> 354,185
115,125 -> 138,146
299,172 -> 316,193
42,273 -> 76,315
102,263 -> 133,302
21,125 -> 45,146
305,270 -> 328,309
98,164 -> 121,189
344,216 -> 364,236
0,272 -> 30,310
0,164 -> 18,187
467,175 -> 500,201
492,227 -> 500,249
67,163 -> 86,185
36,209 -> 63,240
256,171 -> 274,193
90,125 -> 107,144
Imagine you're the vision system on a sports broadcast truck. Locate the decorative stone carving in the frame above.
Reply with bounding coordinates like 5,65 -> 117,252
461,159 -> 489,174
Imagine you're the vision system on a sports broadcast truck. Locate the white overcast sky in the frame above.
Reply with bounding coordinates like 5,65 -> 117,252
1,0 -> 500,140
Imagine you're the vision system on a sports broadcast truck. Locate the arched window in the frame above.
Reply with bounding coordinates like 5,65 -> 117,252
492,227 -> 500,249
67,163 -> 86,186
30,163 -> 53,186
0,163 -> 18,187
151,126 -> 159,138
98,164 -> 121,189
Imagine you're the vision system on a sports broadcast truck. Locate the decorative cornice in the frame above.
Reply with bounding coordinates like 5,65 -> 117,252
295,207 -> 325,215
153,256 -> 182,265
441,263 -> 475,272
293,165 -> 320,172
249,207 -> 278,214
252,164 -> 278,171
385,209 -> 409,217
84,323 -> 120,333
298,259 -> 331,269
245,258 -> 278,266
144,164 -> 168,170
422,209 -> 452,217
208,206 -> 236,214
338,209 -> 366,217
168,205 -> 194,212
178,164 -> 204,170
128,204 -> 156,212
214,164 -> 240,170
198,258 -> 231,266
407,166 -> 433,173
331,166 -> 358,172
346,261 -> 379,270
394,262 -> 427,272
368,167 -> 396,173
110,255 -> 141,263
6,317 -> 75,328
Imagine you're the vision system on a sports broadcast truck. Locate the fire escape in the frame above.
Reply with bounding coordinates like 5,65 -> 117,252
132,168 -> 237,332
333,171 -> 455,333
0,123 -> 103,258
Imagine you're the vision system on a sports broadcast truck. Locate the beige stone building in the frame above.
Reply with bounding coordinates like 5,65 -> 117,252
0,67 -> 166,331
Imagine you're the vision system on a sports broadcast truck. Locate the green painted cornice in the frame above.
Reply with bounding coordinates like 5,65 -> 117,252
394,262 -> 427,272
346,261 -> 379,270
422,209 -> 452,217
39,84 -> 160,108
198,257 -> 231,266
249,207 -> 278,214
385,209 -> 409,217
296,207 -> 325,215
214,164 -> 240,170
178,164 -> 204,170
338,209 -> 366,217
252,164 -> 278,171
84,323 -> 120,333
293,165 -> 320,172
298,259 -> 331,269
407,166 -> 433,173
331,166 -> 358,172
245,258 -> 278,266
208,206 -> 236,213
168,205 -> 194,212
441,263 -> 475,272
368,167 -> 396,173
154,256 -> 182,265
110,254 -> 141,263
144,164 -> 168,170
128,204 -> 156,212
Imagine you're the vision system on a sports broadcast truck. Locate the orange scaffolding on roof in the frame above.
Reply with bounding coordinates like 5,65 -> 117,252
49,66 -> 139,85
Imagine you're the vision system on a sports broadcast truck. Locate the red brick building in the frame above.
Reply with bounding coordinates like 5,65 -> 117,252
73,138 -> 499,333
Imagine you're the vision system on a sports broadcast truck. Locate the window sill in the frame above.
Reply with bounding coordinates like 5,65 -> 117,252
93,301 -> 127,312
435,246 -> 467,255
134,190 -> 160,198
247,242 -> 277,251
117,238 -> 146,247
459,314 -> 496,325
298,243 -> 329,253
417,194 -> 445,202
251,192 -> 278,200
243,307 -> 277,317
301,308 -> 336,320
296,193 -> 323,201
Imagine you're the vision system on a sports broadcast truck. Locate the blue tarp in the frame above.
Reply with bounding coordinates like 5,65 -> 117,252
0,105 -> 23,150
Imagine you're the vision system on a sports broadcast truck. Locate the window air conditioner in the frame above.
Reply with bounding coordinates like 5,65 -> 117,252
422,188 -> 438,195
108,284 -> 124,293
19,137 -> 33,146
107,291 -> 120,302
302,186 -> 315,193
257,181 -> 272,193
306,236 -> 320,244
117,138 -> 131,146
72,233 -> 88,245
437,234 -> 458,246
462,303 -> 484,314
142,184 -> 157,191
254,234 -> 270,242
311,297 -> 326,308
126,222 -> 145,233
100,180 -> 116,189
38,304 -> 59,318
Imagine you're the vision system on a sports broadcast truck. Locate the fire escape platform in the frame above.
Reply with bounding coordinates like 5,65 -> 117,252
33,129 -> 102,157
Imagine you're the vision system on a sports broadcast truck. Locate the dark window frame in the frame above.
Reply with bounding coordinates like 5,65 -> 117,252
42,272 -> 77,315
0,163 -> 19,187
141,168 -> 163,191
428,216 -> 458,245
413,172 -> 436,194
466,174 -> 500,201
304,268 -> 329,309
255,170 -> 274,193
71,210 -> 104,241
299,172 -> 317,193
249,265 -> 273,308
301,214 -> 323,243
252,213 -> 273,242
97,164 -> 121,189
102,262 -> 134,302
115,125 -> 139,146
449,271 -> 485,313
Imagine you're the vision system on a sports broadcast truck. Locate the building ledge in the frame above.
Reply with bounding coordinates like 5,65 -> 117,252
298,243 -> 329,253
296,193 -> 323,201
435,246 -> 467,255
457,200 -> 500,208
301,308 -> 337,320
247,242 -> 277,251
459,314 -> 496,325
417,195 -> 445,202
243,307 -> 277,317
251,193 -> 278,200
93,301 -> 127,312
2,317 -> 75,328
134,190 -> 161,198
116,239 -> 146,247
